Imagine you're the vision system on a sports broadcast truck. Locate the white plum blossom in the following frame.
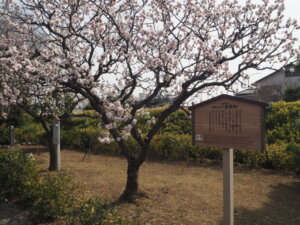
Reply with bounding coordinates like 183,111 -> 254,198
1,112 -> 8,119
132,119 -> 137,125
121,134 -> 130,141
105,123 -> 115,130
97,137 -> 113,144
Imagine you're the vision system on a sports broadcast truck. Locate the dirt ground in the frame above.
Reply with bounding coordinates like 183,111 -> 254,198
0,203 -> 31,225
33,148 -> 300,225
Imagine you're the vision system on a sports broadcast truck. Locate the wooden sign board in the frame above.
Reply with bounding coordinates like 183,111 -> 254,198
189,95 -> 267,151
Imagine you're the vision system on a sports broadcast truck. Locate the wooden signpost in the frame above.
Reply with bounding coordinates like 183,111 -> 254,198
189,94 -> 267,225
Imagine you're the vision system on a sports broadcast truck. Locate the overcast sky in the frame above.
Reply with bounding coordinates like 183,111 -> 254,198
248,0 -> 300,83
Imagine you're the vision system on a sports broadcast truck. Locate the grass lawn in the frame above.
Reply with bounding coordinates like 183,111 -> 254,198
33,148 -> 300,225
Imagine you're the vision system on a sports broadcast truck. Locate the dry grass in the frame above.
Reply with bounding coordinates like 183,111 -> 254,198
32,147 -> 300,225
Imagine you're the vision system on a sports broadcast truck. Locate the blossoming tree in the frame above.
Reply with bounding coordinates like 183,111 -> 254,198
0,0 -> 299,201
0,63 -> 84,170
0,18 -> 85,170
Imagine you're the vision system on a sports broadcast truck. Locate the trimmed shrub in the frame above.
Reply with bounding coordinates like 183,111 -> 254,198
75,133 -> 293,172
15,123 -> 45,145
62,127 -> 101,150
7,102 -> 300,174
146,107 -> 192,135
266,101 -> 300,144
149,134 -> 191,160
286,143 -> 300,174
148,134 -> 222,161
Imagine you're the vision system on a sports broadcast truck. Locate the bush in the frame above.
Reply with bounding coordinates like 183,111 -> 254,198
64,131 -> 293,173
14,103 -> 300,148
148,134 -> 222,162
69,132 -> 293,173
0,148 -> 39,197
62,127 -> 100,150
149,134 -> 191,160
139,107 -> 192,135
31,172 -> 78,221
266,101 -> 300,144
235,148 -> 291,170
69,198 -> 128,225
0,148 -> 76,221
148,134 -> 293,172
0,124 -> 9,145
15,123 -> 46,145
286,143 -> 300,174
0,148 -> 125,224
7,104 -> 300,174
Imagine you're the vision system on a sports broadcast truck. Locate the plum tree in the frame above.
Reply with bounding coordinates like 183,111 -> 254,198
0,0 -> 299,201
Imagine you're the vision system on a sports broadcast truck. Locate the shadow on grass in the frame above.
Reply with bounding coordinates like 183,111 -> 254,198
219,181 -> 300,225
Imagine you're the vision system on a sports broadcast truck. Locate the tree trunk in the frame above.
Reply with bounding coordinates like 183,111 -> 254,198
47,133 -> 56,171
119,160 -> 146,202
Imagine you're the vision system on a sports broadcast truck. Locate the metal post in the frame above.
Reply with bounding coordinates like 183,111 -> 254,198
53,119 -> 61,171
9,126 -> 15,147
223,148 -> 234,225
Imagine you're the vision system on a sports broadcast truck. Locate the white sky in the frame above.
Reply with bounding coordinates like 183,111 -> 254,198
248,0 -> 300,84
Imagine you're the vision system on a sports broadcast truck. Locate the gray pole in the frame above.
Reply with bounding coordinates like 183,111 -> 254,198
53,119 -> 61,171
223,148 -> 234,225
9,125 -> 15,147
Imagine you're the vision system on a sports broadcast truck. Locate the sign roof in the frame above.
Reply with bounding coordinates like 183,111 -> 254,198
189,94 -> 268,111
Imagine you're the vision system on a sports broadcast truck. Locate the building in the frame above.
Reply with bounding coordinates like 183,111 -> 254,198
234,88 -> 257,101
236,64 -> 300,102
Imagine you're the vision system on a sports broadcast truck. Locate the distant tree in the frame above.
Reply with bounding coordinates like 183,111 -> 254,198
0,65 -> 83,170
257,84 -> 284,102
0,65 -> 23,128
145,92 -> 174,108
283,86 -> 300,102
0,18 -> 86,169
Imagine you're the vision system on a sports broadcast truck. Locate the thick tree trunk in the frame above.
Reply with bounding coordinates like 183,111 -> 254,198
47,133 -> 56,171
119,160 -> 146,202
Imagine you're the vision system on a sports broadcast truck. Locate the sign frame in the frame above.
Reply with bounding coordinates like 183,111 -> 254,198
189,94 -> 268,151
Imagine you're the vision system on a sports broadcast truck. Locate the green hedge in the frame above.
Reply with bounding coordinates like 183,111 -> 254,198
137,107 -> 192,135
266,101 -> 300,144
14,101 -> 300,146
4,101 -> 300,173
148,134 -> 295,171
60,131 -> 296,173
8,101 -> 300,146
286,143 -> 300,174
0,124 -> 9,145
15,123 -> 45,145
145,102 -> 300,144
